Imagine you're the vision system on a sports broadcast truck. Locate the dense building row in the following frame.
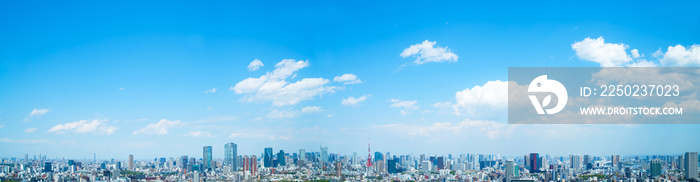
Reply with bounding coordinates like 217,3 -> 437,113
0,146 -> 697,182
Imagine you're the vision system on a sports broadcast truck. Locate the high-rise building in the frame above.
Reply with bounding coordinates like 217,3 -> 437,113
612,155 -> 620,170
277,150 -> 286,166
570,155 -> 582,170
264,147 -> 273,167
583,155 -> 591,169
299,149 -> 306,161
685,152 -> 698,180
320,146 -> 328,167
43,162 -> 52,172
203,146 -> 212,170
529,153 -> 539,172
505,160 -> 515,182
335,161 -> 342,177
128,155 -> 134,170
225,142 -> 237,171
180,156 -> 188,171
421,161 -> 431,173
650,159 -> 662,178
251,155 -> 258,176
388,158 -> 398,174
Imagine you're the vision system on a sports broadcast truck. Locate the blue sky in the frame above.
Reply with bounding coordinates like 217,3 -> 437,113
1,0 -> 700,160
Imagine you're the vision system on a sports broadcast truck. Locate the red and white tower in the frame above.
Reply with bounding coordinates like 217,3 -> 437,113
367,138 -> 372,167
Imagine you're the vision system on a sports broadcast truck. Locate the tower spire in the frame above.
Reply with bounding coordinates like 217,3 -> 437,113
367,138 -> 372,167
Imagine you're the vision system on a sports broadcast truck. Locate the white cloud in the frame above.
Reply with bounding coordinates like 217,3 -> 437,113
48,119 -> 117,135
301,106 -> 323,113
24,108 -> 50,121
247,59 -> 264,71
631,49 -> 641,58
625,59 -> 657,67
347,119 -> 513,140
231,59 -> 340,107
119,87 -> 124,91
390,99 -> 418,115
24,128 -> 37,133
0,125 -> 4,128
132,119 -> 182,135
184,131 -> 215,137
400,40 -> 458,65
572,37 -> 631,67
205,87 -> 217,94
659,44 -> 700,66
267,109 -> 297,119
453,80 -> 508,115
342,95 -> 369,106
333,74 -> 362,85
0,138 -> 53,144
431,101 -> 452,108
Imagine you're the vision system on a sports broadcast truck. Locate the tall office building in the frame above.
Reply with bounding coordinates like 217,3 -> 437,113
128,155 -> 134,170
529,153 -> 539,172
277,150 -> 286,166
570,155 -> 582,170
299,149 -> 306,161
263,147 -> 273,167
225,142 -> 237,171
583,155 -> 591,169
320,146 -> 328,167
180,156 -> 188,171
251,155 -> 258,176
203,146 -> 212,170
505,160 -> 515,182
650,159 -> 662,178
388,158 -> 398,174
612,155 -> 620,170
685,152 -> 698,180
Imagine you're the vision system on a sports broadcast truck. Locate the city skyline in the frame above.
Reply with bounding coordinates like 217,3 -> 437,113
2,0 -> 700,160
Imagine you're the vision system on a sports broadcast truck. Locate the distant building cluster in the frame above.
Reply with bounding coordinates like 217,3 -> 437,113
0,146 -> 697,182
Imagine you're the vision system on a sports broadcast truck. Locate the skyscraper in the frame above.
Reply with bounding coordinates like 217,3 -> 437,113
529,153 -> 539,172
505,160 -> 515,182
650,159 -> 662,178
685,152 -> 698,180
299,149 -> 306,161
225,142 -> 237,171
570,154 -> 582,170
277,150 -> 286,166
611,155 -> 620,170
203,146 -> 212,170
320,146 -> 328,167
264,147 -> 273,167
128,154 -> 134,170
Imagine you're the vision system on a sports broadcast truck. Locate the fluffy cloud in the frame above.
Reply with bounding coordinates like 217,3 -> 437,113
24,108 -> 50,121
0,138 -> 53,144
247,59 -> 264,71
267,109 -> 297,119
204,87 -> 217,94
658,44 -> 700,66
231,59 -> 340,107
390,99 -> 418,115
333,74 -> 362,85
342,95 -> 369,106
400,40 -> 458,65
132,119 -> 182,135
631,49 -> 641,58
572,37 -> 632,67
301,106 -> 323,113
24,128 -> 37,133
48,119 -> 117,135
184,131 -> 214,137
345,119 -> 513,140
453,80 -> 508,115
